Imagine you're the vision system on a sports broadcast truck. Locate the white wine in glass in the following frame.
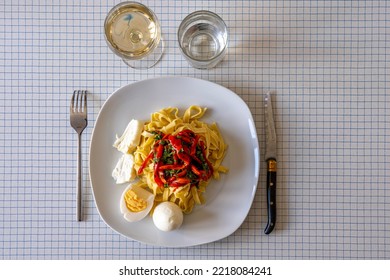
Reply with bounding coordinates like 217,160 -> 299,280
104,1 -> 163,69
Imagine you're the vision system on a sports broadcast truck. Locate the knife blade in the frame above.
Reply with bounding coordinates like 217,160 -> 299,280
264,92 -> 277,234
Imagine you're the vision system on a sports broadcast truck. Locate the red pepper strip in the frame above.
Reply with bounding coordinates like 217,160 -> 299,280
158,171 -> 168,185
154,171 -> 164,187
168,135 -> 182,152
192,165 -> 210,181
177,152 -> 191,167
158,164 -> 185,170
182,145 -> 191,155
173,153 -> 179,164
175,177 -> 191,184
190,135 -> 200,156
170,177 -> 191,188
191,164 -> 204,177
178,135 -> 192,144
190,153 -> 203,165
153,144 -> 165,187
176,169 -> 187,178
167,176 -> 177,184
164,169 -> 188,185
155,144 -> 164,162
177,129 -> 195,138
137,151 -> 153,175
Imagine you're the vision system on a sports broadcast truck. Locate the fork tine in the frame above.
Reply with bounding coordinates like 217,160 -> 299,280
75,91 -> 79,112
82,90 -> 87,113
70,90 -> 76,112
78,90 -> 83,112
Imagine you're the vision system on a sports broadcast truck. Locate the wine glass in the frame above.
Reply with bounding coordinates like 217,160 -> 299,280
104,1 -> 164,69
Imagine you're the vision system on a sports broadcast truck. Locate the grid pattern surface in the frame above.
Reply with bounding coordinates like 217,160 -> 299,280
1,0 -> 389,259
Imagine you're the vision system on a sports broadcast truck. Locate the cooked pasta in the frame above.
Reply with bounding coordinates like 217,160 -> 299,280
134,106 -> 228,214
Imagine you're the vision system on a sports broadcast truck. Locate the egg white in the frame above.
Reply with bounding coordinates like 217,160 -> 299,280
120,183 -> 155,222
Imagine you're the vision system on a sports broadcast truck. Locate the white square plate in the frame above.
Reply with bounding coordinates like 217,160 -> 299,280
89,77 -> 260,247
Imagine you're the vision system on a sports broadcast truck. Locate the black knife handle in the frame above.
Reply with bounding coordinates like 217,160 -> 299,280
264,159 -> 277,234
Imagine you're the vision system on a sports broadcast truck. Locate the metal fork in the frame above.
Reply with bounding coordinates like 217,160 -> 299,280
70,90 -> 88,221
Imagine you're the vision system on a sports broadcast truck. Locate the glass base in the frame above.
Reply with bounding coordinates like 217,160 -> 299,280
122,39 -> 164,70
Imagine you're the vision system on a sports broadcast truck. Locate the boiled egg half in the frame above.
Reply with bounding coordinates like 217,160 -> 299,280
120,183 -> 155,222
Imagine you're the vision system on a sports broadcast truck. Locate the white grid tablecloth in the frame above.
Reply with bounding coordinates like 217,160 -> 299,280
1,0 -> 389,259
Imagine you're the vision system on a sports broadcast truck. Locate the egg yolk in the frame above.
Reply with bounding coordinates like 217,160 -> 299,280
124,189 -> 147,212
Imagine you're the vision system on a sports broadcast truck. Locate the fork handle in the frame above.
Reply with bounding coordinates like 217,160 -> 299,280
77,133 -> 83,221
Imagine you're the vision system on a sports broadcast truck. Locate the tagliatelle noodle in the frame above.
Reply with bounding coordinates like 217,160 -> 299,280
133,106 -> 228,214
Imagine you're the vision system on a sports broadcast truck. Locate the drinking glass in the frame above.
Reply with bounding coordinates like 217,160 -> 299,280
104,1 -> 164,69
178,10 -> 228,69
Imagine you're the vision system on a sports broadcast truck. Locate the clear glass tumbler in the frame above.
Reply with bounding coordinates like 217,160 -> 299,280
178,10 -> 228,69
104,1 -> 164,69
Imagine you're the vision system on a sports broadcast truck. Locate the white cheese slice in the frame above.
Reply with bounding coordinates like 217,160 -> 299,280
112,154 -> 136,184
113,119 -> 143,154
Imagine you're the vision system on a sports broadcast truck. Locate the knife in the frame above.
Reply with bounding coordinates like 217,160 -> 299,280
264,92 -> 277,234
